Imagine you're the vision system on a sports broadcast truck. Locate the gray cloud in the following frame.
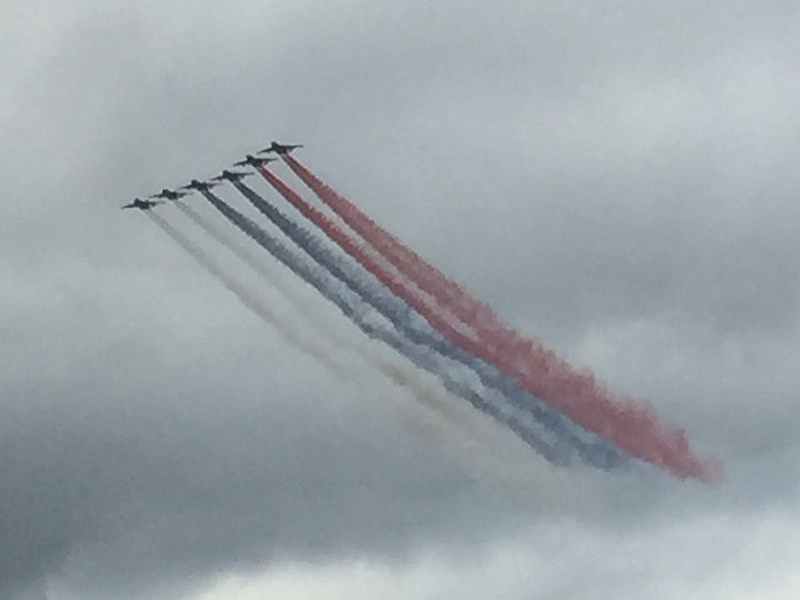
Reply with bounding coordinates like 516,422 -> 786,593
2,0 -> 799,598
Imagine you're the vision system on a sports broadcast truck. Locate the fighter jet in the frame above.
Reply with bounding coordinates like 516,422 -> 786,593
211,169 -> 253,182
179,179 -> 221,192
122,198 -> 163,210
233,154 -> 277,167
258,141 -> 304,155
148,188 -> 189,201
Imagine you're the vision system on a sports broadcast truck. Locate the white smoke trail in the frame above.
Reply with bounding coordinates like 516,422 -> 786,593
148,211 -> 354,380
174,200 -> 354,348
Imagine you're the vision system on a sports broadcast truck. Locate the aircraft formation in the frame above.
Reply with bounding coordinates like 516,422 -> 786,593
125,140 -> 720,483
124,142 -> 299,211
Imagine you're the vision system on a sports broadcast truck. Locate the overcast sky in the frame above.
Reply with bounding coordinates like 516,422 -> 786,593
3,1 -> 800,598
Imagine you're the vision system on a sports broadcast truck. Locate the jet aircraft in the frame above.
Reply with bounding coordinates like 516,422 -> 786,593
258,141 -> 303,155
122,198 -> 163,210
148,188 -> 189,201
233,154 -> 277,167
179,179 -> 221,192
211,169 -> 253,182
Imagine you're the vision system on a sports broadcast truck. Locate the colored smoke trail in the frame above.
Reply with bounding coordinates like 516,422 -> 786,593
173,199 -> 486,438
157,206 -> 457,442
230,180 -> 436,349
258,166 -> 476,339
241,178 -> 626,468
256,165 -> 495,361
232,178 -> 622,468
275,158 -> 719,481
161,207 -> 551,488
192,189 -> 573,465
283,153 -> 492,330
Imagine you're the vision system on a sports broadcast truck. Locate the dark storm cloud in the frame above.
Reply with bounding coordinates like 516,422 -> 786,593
2,1 -> 800,598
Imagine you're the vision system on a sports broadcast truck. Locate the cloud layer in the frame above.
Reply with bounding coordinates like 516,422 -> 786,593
2,1 -> 799,598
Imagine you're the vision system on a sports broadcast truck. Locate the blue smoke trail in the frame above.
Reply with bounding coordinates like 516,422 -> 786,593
232,181 -> 433,344
230,181 -> 625,469
191,188 -> 574,463
196,186 -> 620,468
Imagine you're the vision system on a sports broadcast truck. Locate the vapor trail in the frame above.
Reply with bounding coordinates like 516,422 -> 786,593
190,189 -> 576,465
267,160 -> 717,480
226,181 -> 621,468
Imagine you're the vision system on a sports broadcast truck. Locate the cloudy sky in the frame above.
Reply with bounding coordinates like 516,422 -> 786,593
3,1 -> 799,598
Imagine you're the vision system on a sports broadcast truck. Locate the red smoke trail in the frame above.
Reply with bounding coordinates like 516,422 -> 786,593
261,164 -> 720,482
283,154 -> 500,334
281,155 -> 605,437
258,166 -> 478,342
